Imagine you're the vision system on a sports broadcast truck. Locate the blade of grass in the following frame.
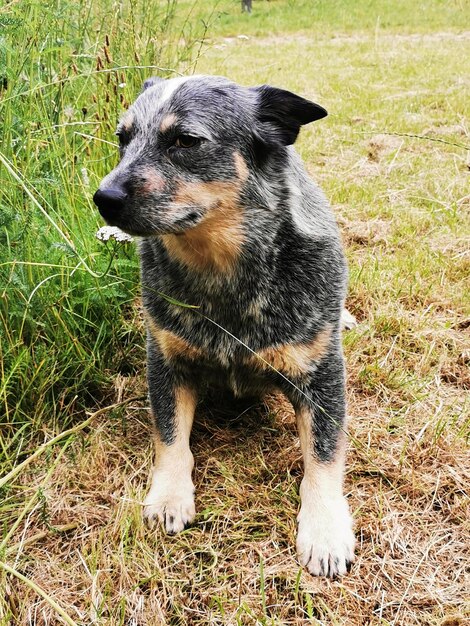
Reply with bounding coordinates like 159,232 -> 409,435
0,560 -> 79,626
0,396 -> 145,490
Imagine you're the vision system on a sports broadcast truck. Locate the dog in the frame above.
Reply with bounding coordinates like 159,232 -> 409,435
93,75 -> 355,577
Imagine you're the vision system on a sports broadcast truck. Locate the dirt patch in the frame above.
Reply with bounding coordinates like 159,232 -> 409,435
225,30 -> 470,48
338,215 -> 391,246
366,133 -> 404,162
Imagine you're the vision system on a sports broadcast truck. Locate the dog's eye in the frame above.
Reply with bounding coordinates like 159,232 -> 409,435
116,130 -> 130,148
174,135 -> 200,149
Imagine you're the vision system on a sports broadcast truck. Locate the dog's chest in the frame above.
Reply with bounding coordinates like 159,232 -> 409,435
149,297 -> 277,392
153,298 -> 330,399
165,298 -> 266,364
140,233 -> 335,395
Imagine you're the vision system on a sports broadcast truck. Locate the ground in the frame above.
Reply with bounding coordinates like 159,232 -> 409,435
1,1 -> 469,625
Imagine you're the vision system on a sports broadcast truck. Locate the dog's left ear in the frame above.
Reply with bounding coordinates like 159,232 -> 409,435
141,76 -> 165,92
251,85 -> 327,147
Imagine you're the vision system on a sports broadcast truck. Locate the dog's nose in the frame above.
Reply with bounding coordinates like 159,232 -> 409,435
93,186 -> 128,218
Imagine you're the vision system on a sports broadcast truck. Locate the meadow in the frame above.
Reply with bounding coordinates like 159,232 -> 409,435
0,0 -> 469,624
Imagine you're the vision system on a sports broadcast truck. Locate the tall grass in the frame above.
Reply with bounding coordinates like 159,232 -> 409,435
0,0 -> 209,473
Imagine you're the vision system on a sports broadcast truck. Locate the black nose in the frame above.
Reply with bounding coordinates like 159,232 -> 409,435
93,186 -> 128,219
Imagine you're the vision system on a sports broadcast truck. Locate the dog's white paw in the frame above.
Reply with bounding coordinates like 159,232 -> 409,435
297,494 -> 355,577
143,472 -> 195,534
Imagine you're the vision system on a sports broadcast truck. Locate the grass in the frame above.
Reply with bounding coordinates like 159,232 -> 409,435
1,0 -> 469,624
0,0 -> 208,477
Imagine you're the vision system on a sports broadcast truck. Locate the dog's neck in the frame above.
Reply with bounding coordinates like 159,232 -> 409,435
159,204 -> 246,274
158,161 -> 286,276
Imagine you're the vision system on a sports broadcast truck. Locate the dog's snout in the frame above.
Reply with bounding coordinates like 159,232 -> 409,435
93,186 -> 128,219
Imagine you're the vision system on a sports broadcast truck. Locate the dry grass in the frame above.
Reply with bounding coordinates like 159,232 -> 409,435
3,374 -> 468,625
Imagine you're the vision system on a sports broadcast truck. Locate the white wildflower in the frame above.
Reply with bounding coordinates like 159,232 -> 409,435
96,226 -> 134,243
81,167 -> 90,187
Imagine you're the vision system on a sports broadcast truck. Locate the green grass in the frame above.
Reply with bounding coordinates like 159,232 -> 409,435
0,0 -> 210,464
1,1 -> 469,625
179,0 -> 470,36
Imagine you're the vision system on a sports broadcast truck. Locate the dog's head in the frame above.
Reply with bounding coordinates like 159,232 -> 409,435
93,75 -> 327,236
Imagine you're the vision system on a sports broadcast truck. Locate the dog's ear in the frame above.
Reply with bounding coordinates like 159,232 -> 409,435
141,76 -> 165,92
251,85 -> 327,147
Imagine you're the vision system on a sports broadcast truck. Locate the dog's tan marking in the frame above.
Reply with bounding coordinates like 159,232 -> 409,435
145,311 -> 204,362
144,386 -> 197,534
246,295 -> 265,320
252,325 -> 332,377
160,112 -> 177,133
152,386 -> 196,463
161,198 -> 244,272
120,111 -> 134,132
233,150 -> 249,181
295,406 -> 355,577
139,166 -> 166,194
296,406 -> 346,492
161,151 -> 248,273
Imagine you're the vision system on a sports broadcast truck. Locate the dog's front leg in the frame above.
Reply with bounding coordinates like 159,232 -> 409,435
292,346 -> 355,577
143,339 -> 197,534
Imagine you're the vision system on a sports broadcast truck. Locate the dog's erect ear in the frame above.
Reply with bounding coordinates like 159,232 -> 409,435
251,85 -> 327,147
141,76 -> 165,92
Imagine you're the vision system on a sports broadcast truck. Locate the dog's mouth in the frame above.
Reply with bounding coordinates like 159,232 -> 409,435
170,209 -> 204,231
95,193 -> 206,238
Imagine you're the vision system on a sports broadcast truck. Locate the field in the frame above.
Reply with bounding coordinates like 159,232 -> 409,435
0,0 -> 469,624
